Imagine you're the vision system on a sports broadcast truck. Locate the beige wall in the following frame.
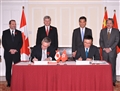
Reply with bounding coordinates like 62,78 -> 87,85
28,0 -> 104,47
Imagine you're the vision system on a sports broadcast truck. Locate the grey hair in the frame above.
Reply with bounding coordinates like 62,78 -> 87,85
42,37 -> 51,43
43,16 -> 51,21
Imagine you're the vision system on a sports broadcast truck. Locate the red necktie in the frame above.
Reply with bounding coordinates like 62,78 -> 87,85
46,27 -> 49,36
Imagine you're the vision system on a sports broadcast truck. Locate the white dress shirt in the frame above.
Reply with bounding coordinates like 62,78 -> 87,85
10,29 -> 15,35
80,27 -> 85,41
85,47 -> 89,52
45,26 -> 50,31
41,49 -> 52,61
41,49 -> 47,61
107,28 -> 112,34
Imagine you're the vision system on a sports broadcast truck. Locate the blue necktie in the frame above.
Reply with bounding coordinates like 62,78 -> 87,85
81,28 -> 84,41
85,48 -> 88,58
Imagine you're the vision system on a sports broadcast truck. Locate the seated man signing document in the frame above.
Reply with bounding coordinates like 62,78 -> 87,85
75,35 -> 100,61
31,37 -> 56,61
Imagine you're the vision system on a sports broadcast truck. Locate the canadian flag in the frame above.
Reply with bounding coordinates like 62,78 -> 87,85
54,50 -> 61,63
20,7 -> 30,61
61,50 -> 68,62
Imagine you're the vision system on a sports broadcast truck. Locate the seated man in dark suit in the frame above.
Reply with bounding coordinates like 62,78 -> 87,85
75,35 -> 100,61
31,37 -> 56,61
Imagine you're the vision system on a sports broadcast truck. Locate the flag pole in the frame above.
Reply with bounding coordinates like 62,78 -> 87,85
114,10 -> 116,13
104,7 -> 107,11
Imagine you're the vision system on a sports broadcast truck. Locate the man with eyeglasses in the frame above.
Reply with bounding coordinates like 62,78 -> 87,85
75,35 -> 100,61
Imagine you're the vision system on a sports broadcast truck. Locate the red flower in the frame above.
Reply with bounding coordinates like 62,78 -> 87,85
50,28 -> 52,30
15,32 -> 17,35
47,52 -> 50,55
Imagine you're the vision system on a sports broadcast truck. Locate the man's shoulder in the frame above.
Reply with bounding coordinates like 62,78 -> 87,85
112,28 -> 119,32
101,28 -> 107,31
85,27 -> 92,31
73,27 -> 80,33
33,45 -> 41,50
38,26 -> 45,30
3,29 -> 10,33
48,46 -> 56,51
50,26 -> 57,29
91,45 -> 99,50
15,29 -> 21,33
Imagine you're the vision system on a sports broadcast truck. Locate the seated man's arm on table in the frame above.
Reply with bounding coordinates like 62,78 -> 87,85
31,46 -> 39,62
75,47 -> 82,61
47,47 -> 56,61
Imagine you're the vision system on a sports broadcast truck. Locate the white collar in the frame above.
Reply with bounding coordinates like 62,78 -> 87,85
10,29 -> 15,34
85,47 -> 89,52
80,27 -> 85,30
107,28 -> 112,33
45,26 -> 50,31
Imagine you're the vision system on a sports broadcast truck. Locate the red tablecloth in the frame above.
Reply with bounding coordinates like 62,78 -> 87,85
11,64 -> 113,91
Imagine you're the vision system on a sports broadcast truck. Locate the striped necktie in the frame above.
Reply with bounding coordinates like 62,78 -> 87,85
85,48 -> 88,58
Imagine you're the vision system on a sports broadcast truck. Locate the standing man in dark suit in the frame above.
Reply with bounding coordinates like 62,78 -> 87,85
31,37 -> 55,61
72,16 -> 92,58
36,16 -> 58,50
99,18 -> 119,86
2,20 -> 23,87
75,35 -> 100,61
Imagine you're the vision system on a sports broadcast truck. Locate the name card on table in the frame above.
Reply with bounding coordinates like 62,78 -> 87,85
90,61 -> 109,65
34,61 -> 48,65
76,61 -> 90,65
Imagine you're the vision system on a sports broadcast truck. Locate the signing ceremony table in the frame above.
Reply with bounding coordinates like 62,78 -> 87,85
11,61 -> 113,91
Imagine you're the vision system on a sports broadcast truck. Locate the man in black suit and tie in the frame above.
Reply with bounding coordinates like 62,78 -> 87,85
31,37 -> 55,61
72,16 -> 92,58
2,20 -> 23,87
75,35 -> 100,61
36,16 -> 58,50
99,18 -> 119,86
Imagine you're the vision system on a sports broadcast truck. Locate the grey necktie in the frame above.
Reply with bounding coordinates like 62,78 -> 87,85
107,29 -> 110,40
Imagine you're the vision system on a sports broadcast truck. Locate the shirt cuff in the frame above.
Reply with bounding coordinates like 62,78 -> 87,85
109,48 -> 112,51
49,57 -> 52,61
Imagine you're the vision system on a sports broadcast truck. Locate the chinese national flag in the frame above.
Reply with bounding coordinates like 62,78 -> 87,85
102,7 -> 108,28
20,7 -> 30,61
54,50 -> 61,63
113,10 -> 120,53
61,50 -> 68,62
100,7 -> 108,60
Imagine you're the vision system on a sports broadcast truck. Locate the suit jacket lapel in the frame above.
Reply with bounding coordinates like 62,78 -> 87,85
44,26 -> 48,36
78,28 -> 82,41
40,47 -> 42,60
47,48 -> 50,57
8,29 -> 13,42
84,27 -> 87,36
105,28 -> 108,40
82,46 -> 86,59
88,46 -> 92,59
109,28 -> 114,40
48,26 -> 52,37
14,30 -> 17,42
